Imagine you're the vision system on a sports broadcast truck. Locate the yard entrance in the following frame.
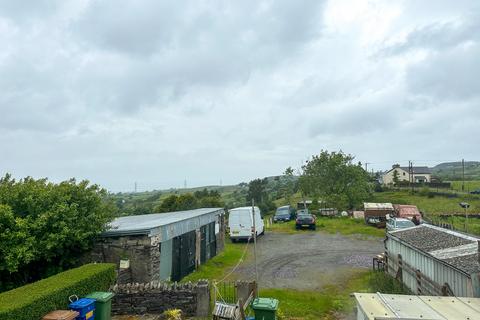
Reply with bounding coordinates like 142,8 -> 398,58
234,232 -> 383,291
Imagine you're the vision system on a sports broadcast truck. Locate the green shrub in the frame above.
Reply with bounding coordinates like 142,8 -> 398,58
0,263 -> 116,320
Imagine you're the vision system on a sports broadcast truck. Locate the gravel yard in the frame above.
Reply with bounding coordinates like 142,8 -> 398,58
234,231 -> 384,290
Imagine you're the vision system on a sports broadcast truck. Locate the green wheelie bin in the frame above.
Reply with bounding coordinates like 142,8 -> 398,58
251,298 -> 279,320
85,292 -> 115,320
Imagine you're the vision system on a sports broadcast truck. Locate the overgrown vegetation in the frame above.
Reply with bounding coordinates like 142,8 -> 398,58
0,175 -> 116,292
266,217 -> 385,238
0,263 -> 116,320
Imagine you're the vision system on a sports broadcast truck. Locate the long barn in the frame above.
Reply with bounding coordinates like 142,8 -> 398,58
92,208 -> 225,283
386,224 -> 480,297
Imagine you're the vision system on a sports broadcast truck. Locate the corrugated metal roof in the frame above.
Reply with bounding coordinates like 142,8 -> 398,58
389,224 -> 480,274
102,208 -> 224,238
394,204 -> 421,217
364,202 -> 394,210
354,293 -> 480,319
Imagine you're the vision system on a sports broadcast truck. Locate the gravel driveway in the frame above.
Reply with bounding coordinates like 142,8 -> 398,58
234,231 -> 384,290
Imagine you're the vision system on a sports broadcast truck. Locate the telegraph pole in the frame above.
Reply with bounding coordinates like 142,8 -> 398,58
134,181 -> 137,193
462,159 -> 465,192
365,162 -> 370,172
251,199 -> 258,296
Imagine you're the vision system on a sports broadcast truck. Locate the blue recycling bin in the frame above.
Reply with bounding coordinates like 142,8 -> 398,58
69,298 -> 96,320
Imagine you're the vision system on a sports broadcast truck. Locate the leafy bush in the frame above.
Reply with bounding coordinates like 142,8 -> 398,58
0,263 -> 116,320
0,175 -> 116,291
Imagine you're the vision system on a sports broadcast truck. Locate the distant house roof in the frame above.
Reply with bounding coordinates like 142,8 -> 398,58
386,166 -> 431,175
389,224 -> 480,274
102,208 -> 224,240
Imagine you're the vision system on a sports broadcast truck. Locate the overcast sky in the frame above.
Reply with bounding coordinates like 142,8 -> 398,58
1,0 -> 479,192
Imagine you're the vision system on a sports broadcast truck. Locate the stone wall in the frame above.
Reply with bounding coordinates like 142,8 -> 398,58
110,280 -> 210,317
91,235 -> 158,283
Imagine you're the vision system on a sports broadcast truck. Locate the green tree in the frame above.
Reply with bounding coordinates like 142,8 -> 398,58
246,178 -> 268,205
392,169 -> 400,186
156,195 -> 179,212
298,150 -> 372,210
282,167 -> 297,204
0,174 -> 115,291
175,193 -> 198,210
246,178 -> 275,214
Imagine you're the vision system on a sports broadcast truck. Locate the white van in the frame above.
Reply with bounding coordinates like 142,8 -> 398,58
228,206 -> 264,242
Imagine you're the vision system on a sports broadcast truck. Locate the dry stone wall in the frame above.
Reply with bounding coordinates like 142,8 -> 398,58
110,280 -> 210,317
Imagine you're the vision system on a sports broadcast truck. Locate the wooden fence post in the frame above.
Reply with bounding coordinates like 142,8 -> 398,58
396,254 -> 403,281
416,269 -> 422,295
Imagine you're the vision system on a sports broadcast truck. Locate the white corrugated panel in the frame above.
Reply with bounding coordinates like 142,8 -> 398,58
386,236 -> 472,297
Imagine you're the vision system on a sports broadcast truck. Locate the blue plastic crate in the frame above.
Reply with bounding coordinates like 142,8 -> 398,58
69,298 -> 95,320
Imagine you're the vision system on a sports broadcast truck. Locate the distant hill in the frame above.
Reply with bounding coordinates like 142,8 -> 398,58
431,161 -> 480,180
110,174 -> 298,215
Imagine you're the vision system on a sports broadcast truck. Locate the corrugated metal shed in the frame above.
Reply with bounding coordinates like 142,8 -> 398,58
364,202 -> 394,210
386,224 -> 480,297
354,292 -> 480,319
394,204 -> 421,219
102,208 -> 224,241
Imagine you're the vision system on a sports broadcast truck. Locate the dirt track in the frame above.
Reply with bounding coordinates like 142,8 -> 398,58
234,231 -> 384,290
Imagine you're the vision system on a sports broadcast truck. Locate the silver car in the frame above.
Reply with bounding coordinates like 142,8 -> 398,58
386,218 -> 415,232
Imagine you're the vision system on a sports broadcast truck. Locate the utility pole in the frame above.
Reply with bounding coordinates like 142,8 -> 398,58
365,162 -> 370,172
134,181 -> 137,193
184,178 -> 187,189
462,159 -> 465,192
409,161 -> 414,193
251,199 -> 258,296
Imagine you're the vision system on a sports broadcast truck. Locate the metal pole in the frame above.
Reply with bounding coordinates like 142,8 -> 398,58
465,207 -> 468,233
251,199 -> 258,296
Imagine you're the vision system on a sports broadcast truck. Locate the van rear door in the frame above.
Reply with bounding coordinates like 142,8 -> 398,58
229,209 -> 253,239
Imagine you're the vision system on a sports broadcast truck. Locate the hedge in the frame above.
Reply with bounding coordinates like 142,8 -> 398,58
0,263 -> 116,320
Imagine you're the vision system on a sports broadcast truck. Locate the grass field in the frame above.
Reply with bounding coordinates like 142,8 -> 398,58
450,180 -> 480,193
372,190 -> 480,214
266,217 -> 385,238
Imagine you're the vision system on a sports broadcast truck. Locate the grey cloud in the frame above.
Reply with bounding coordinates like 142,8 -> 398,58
382,12 -> 480,56
0,0 -> 479,190
406,43 -> 480,100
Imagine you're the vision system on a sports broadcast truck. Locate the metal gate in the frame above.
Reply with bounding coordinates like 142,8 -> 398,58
171,230 -> 197,282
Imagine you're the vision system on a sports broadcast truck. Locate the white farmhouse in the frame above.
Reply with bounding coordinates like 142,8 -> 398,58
382,164 -> 432,185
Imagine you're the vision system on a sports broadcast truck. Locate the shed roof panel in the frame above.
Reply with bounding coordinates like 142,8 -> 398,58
102,208 -> 224,237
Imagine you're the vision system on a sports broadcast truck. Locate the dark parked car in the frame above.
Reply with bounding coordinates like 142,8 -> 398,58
295,212 -> 316,230
273,205 -> 295,222
470,189 -> 480,195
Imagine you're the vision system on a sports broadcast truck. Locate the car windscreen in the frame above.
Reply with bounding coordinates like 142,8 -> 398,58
396,220 -> 414,227
275,208 -> 290,216
297,214 -> 312,219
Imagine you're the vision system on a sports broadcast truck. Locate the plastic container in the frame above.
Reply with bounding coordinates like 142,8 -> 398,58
251,298 -> 279,320
69,297 -> 96,320
85,292 -> 115,320
42,310 -> 79,320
